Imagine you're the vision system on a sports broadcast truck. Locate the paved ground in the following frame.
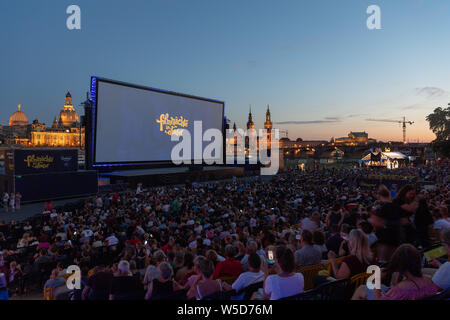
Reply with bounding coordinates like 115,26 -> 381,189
0,197 -> 87,224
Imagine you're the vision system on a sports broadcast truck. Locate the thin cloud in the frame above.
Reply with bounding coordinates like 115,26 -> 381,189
275,114 -> 364,125
413,87 -> 448,99
346,114 -> 366,118
401,103 -> 427,110
275,119 -> 341,125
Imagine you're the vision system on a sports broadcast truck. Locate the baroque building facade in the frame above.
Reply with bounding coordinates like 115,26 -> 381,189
3,92 -> 84,148
334,131 -> 376,146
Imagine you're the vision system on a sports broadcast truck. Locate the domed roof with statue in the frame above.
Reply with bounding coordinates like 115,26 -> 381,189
9,104 -> 29,126
58,91 -> 79,127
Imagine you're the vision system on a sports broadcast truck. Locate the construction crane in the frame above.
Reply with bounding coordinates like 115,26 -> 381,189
366,117 -> 414,144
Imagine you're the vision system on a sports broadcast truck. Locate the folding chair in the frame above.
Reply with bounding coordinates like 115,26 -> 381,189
349,272 -> 370,297
43,288 -> 54,300
298,263 -> 325,290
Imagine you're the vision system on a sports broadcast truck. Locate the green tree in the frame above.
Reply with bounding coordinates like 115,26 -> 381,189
426,105 -> 450,157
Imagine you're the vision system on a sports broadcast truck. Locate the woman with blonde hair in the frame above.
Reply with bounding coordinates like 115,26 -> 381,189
328,229 -> 374,279
187,256 -> 222,300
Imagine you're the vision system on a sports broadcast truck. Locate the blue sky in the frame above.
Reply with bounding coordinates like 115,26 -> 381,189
1,0 -> 449,142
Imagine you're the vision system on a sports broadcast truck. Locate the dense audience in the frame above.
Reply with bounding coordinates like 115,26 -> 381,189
0,161 -> 449,300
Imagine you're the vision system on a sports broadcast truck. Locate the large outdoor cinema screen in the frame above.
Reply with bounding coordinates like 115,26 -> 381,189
92,77 -> 224,166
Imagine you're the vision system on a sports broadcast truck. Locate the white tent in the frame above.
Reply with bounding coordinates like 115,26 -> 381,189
382,152 -> 407,169
381,152 -> 407,160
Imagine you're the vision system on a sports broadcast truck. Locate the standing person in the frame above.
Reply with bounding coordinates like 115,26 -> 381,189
9,194 -> 15,213
326,203 -> 345,229
3,193 -> 9,213
413,191 -> 433,248
15,193 -> 21,211
370,185 -> 402,262
392,185 -> 420,244
45,200 -> 52,212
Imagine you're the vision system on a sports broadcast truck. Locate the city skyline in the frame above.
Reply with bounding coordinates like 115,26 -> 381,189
2,0 -> 450,143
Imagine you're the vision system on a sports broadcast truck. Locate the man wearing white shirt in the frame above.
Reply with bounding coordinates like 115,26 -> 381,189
223,253 -> 264,293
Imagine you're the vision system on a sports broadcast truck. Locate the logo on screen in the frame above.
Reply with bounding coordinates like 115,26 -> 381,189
156,113 -> 189,136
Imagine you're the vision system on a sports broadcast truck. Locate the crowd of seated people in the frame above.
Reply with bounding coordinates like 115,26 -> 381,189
0,161 -> 448,300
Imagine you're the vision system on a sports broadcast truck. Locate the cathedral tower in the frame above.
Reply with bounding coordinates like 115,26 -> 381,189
264,104 -> 272,149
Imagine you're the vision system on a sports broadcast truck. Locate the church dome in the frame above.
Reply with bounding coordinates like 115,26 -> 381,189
58,107 -> 79,127
58,91 -> 79,127
9,104 -> 29,126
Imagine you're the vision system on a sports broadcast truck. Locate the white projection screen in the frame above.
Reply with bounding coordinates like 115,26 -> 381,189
92,78 -> 224,166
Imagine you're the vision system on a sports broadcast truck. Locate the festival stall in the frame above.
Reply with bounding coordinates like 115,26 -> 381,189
361,151 -> 408,169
